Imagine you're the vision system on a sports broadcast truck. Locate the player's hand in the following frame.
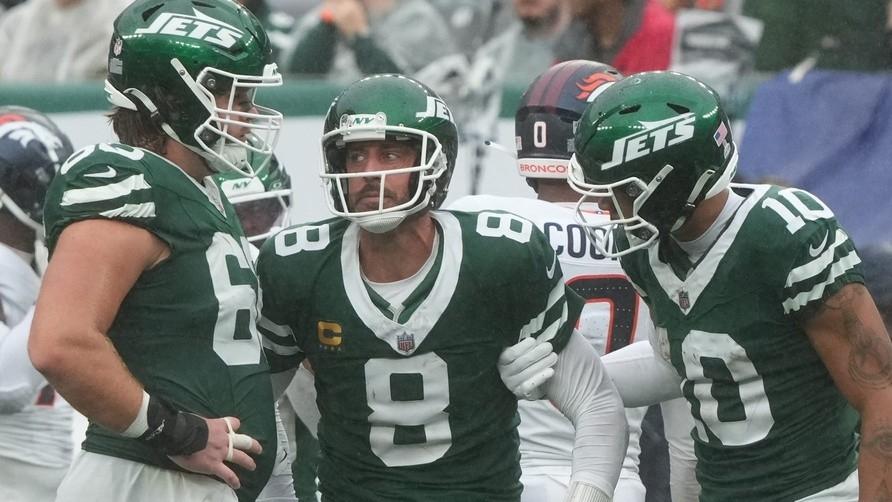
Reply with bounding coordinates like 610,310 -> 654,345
325,0 -> 369,38
168,416 -> 262,490
498,337 -> 558,400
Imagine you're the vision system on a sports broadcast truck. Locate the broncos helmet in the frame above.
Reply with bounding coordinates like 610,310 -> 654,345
515,60 -> 622,188
214,137 -> 291,244
568,71 -> 738,257
105,0 -> 283,175
0,106 -> 74,233
321,74 -> 458,233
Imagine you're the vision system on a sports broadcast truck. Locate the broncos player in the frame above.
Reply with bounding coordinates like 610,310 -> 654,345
29,0 -> 284,500
256,74 -> 628,502
449,60 -> 699,502
0,106 -> 75,502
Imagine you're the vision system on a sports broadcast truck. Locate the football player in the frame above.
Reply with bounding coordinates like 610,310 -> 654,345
0,106 -> 75,502
214,148 -> 298,502
556,71 -> 891,501
256,74 -> 628,502
448,60 -> 699,502
28,0 -> 284,500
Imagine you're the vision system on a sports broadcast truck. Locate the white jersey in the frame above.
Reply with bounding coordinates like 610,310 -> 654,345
0,243 -> 40,329
448,195 -> 652,495
0,307 -> 74,468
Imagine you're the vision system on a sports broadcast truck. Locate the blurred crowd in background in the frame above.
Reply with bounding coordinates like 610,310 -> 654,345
0,0 -> 890,245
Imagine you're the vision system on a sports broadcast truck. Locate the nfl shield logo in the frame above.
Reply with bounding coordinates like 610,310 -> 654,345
678,290 -> 691,310
397,333 -> 415,353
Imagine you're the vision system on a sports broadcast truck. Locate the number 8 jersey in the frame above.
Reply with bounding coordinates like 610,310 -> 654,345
43,143 -> 277,501
619,184 -> 862,502
256,210 -> 583,502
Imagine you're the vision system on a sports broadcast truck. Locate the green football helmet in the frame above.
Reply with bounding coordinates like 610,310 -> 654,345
568,71 -> 738,257
320,74 -> 459,233
104,0 -> 283,175
214,136 -> 291,244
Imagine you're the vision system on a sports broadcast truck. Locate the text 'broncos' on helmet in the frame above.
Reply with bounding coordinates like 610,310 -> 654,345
567,71 -> 738,257
320,74 -> 459,233
515,60 -> 622,187
214,136 -> 292,244
104,0 -> 283,175
0,106 -> 74,233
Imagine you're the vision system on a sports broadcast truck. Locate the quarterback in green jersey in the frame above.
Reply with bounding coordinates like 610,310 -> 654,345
547,71 -> 892,501
256,74 -> 629,502
29,0 -> 284,501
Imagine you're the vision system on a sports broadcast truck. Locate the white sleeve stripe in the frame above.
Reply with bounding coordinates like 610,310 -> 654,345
534,301 -> 569,344
60,174 -> 151,206
99,202 -> 156,219
519,280 -> 566,340
782,252 -> 862,313
258,315 -> 295,340
785,229 -> 849,287
262,336 -> 302,356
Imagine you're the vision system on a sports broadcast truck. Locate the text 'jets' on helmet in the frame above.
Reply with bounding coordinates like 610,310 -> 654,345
214,135 -> 292,243
515,60 -> 622,188
105,0 -> 283,175
320,74 -> 459,233
0,106 -> 74,233
568,71 -> 738,257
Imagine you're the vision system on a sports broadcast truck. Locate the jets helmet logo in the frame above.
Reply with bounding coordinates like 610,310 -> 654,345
601,113 -> 696,170
135,9 -> 244,49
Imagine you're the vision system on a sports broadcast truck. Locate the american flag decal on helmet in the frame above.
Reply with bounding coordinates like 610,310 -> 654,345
713,122 -> 728,146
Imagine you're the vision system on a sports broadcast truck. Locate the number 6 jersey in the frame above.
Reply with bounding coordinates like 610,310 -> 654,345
43,143 -> 277,501
256,210 -> 583,502
619,184 -> 862,502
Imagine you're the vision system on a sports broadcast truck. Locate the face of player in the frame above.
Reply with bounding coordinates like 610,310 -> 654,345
344,139 -> 419,213
596,187 -> 636,221
214,88 -> 256,143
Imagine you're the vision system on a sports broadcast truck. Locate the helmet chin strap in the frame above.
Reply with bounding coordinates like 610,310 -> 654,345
355,203 -> 428,234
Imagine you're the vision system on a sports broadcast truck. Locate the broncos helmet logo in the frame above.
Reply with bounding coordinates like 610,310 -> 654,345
575,73 -> 619,102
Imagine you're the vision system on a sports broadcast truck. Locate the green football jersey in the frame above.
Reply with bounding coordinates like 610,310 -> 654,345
43,143 -> 277,501
257,210 -> 583,502
620,184 -> 862,502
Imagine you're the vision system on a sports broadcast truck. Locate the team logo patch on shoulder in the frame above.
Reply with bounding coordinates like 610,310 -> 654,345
397,332 -> 415,353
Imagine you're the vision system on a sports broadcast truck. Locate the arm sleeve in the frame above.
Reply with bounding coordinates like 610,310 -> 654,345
544,330 -> 628,498
600,339 -> 684,407
0,308 -> 47,414
660,397 -> 701,502
287,21 -> 337,75
256,241 -> 305,373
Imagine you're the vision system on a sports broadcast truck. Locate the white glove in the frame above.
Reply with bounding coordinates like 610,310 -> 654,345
498,337 -> 557,400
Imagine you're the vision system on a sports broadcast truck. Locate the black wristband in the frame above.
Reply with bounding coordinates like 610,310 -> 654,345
140,395 -> 209,456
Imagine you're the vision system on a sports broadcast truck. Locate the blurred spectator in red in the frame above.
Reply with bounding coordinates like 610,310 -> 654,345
0,0 -> 127,82
237,0 -> 296,64
554,0 -> 675,74
284,0 -> 458,84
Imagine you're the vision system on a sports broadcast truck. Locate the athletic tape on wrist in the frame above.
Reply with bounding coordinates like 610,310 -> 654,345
121,390 -> 151,438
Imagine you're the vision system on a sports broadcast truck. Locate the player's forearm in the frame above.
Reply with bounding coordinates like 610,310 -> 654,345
600,340 -> 683,407
857,402 -> 892,501
546,331 -> 628,500
29,318 -> 142,432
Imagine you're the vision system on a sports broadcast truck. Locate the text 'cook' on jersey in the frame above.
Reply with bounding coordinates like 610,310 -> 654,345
543,221 -> 616,261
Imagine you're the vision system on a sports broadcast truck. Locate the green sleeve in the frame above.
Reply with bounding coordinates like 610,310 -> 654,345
287,22 -> 337,75
349,34 -> 402,74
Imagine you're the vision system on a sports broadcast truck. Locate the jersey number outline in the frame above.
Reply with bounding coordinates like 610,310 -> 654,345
566,274 -> 640,353
365,352 -> 452,466
762,187 -> 833,234
681,330 -> 775,446
274,224 -> 331,256
207,232 -> 262,365
475,212 -> 533,243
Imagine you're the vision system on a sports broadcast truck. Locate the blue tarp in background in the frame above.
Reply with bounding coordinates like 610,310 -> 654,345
738,70 -> 892,247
